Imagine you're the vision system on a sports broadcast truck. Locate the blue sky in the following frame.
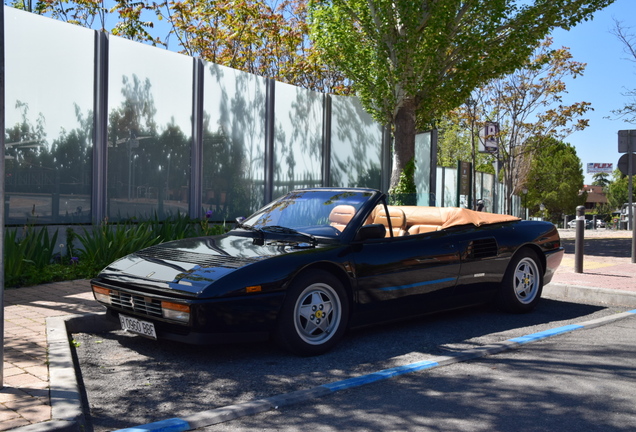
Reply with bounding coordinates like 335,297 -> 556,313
549,0 -> 636,184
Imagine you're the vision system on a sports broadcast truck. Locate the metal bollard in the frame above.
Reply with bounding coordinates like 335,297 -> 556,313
574,205 -> 585,273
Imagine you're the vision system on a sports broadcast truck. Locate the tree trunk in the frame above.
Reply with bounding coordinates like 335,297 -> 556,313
390,99 -> 417,189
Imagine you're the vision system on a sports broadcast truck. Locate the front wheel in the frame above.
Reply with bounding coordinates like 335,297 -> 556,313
497,249 -> 544,313
276,270 -> 349,356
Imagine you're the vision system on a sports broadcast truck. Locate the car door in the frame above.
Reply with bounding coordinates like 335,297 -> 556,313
349,229 -> 461,325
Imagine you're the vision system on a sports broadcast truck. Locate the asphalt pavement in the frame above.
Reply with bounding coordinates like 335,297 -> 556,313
203,312 -> 636,432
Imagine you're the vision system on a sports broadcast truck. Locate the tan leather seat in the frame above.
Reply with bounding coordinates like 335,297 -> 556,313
408,224 -> 440,235
329,205 -> 357,232
374,207 -> 407,237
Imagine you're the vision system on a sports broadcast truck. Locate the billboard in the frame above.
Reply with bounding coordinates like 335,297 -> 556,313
587,163 -> 613,174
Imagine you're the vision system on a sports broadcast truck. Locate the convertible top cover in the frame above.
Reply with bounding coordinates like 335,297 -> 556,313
397,206 -> 520,228
376,205 -> 521,235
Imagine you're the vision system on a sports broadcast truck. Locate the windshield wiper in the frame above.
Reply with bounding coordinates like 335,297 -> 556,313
235,221 -> 266,245
261,226 -> 317,245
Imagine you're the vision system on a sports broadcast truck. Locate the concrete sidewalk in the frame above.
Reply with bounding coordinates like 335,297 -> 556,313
547,229 -> 636,305
1,230 -> 635,431
1,281 -> 101,431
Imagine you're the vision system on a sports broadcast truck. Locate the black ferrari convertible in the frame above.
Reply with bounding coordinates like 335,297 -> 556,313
91,188 -> 564,355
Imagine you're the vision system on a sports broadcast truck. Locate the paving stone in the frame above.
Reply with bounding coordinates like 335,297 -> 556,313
4,372 -> 47,389
0,417 -> 29,432
24,365 -> 50,381
3,367 -> 26,378
0,387 -> 25,403
0,405 -> 22,421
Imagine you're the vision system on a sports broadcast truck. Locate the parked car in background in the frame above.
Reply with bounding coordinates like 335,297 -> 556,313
567,219 -> 593,229
90,188 -> 565,356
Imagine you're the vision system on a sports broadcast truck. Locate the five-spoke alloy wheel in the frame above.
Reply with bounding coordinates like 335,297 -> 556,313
497,248 -> 544,313
276,269 -> 349,356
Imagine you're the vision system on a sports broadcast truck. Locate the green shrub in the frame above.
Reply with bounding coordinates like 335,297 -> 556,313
75,220 -> 162,274
4,225 -> 59,287
4,214 -> 229,288
389,158 -> 417,206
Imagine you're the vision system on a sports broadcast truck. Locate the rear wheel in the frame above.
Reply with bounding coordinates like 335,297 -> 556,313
276,270 -> 349,356
497,248 -> 543,313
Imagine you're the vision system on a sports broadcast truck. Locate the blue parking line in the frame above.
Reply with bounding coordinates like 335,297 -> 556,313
114,418 -> 190,432
323,360 -> 439,391
509,324 -> 584,344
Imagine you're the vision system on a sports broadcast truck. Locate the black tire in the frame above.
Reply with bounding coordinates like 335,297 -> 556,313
276,269 -> 349,356
496,248 -> 544,313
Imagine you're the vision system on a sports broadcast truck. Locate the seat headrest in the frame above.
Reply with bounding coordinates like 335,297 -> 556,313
329,205 -> 357,231
374,207 -> 406,229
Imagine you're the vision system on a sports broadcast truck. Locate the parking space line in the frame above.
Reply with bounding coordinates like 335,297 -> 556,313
323,360 -> 439,391
115,418 -> 190,432
509,324 -> 584,344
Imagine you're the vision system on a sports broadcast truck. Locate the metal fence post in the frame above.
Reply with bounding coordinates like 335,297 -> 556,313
264,79 -> 275,204
1,3 -> 5,390
321,94 -> 331,187
190,58 -> 204,218
92,31 -> 109,224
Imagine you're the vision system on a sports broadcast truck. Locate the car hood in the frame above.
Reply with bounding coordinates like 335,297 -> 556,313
100,232 -> 321,294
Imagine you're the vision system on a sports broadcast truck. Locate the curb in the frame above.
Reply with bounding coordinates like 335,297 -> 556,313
47,315 -> 85,431
113,309 -> 636,432
544,283 -> 636,307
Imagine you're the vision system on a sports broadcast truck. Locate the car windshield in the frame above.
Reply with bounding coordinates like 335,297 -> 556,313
239,190 -> 375,239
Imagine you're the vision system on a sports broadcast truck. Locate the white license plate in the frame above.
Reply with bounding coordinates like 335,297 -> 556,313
119,314 -> 157,339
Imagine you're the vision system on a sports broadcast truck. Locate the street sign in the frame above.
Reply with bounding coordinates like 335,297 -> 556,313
618,129 -> 636,153
479,122 -> 499,153
616,130 -> 636,263
618,153 -> 636,176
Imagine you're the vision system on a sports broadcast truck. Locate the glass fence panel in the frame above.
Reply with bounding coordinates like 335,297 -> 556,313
475,172 -> 483,209
4,7 -> 94,224
481,173 -> 494,213
107,36 -> 193,221
273,82 -> 323,198
204,63 -> 267,220
496,182 -> 506,215
444,167 -> 458,208
415,132 -> 432,206
330,95 -> 382,189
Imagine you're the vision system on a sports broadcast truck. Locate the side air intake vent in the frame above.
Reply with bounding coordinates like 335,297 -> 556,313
468,238 -> 498,260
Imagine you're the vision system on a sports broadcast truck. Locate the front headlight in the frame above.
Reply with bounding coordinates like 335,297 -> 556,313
161,301 -> 191,323
92,285 -> 112,305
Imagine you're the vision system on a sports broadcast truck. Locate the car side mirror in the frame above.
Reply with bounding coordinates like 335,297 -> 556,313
355,224 -> 386,241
